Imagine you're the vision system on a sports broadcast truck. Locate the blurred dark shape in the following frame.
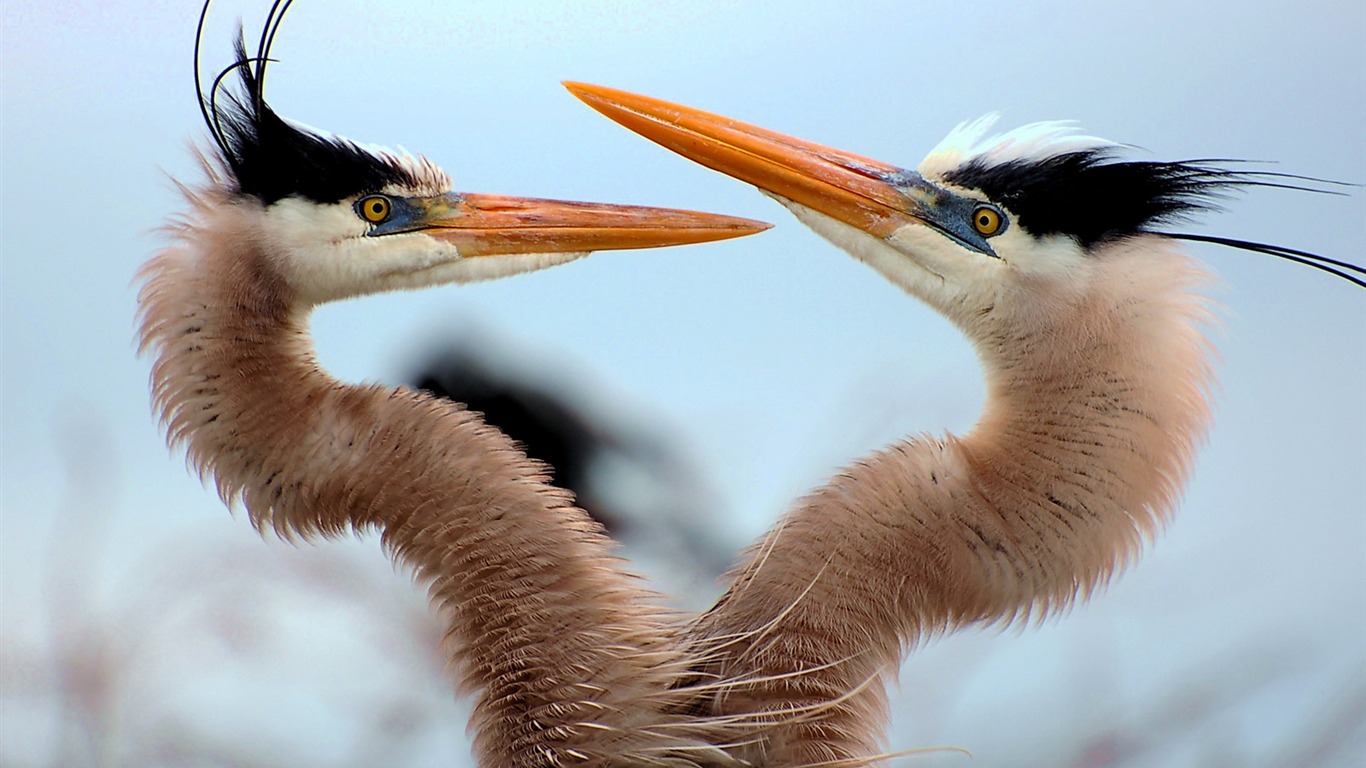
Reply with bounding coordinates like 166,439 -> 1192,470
408,344 -> 734,585
413,348 -> 624,535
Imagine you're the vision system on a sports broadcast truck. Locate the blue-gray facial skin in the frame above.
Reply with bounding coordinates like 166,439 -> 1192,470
358,192 -> 466,237
883,168 -> 1008,258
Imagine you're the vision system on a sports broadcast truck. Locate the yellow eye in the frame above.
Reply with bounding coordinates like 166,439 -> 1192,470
972,206 -> 1003,237
359,195 -> 392,224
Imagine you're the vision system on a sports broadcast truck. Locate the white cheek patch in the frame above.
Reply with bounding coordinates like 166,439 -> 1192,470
993,228 -> 1095,312
773,195 -> 910,276
259,199 -> 466,303
771,194 -> 1005,324
1007,232 -> 1090,280
257,199 -> 589,302
258,198 -> 375,304
884,223 -> 1002,312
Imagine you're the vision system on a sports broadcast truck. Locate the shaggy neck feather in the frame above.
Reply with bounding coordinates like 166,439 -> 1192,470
137,193 -> 719,766
687,239 -> 1215,765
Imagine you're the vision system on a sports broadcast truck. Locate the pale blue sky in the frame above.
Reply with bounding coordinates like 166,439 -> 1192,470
2,1 -> 1363,765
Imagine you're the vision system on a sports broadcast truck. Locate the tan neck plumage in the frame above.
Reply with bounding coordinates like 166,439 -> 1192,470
136,193 -> 717,766
687,242 -> 1216,765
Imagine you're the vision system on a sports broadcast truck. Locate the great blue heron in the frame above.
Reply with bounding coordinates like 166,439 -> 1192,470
135,1 -> 1362,764
135,4 -> 768,765
565,83 -> 1364,765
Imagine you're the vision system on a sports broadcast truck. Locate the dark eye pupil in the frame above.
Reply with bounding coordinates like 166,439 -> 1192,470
371,202 -> 383,214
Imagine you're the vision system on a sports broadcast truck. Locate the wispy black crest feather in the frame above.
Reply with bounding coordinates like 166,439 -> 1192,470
946,149 -> 1364,287
1167,232 -> 1366,288
945,150 -> 1336,248
193,0 -> 416,205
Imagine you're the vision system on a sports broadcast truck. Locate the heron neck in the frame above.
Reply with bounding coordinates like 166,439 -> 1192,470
137,200 -> 697,763
687,244 -> 1215,763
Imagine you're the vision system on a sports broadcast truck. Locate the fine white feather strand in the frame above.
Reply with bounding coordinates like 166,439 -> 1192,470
920,115 -> 1117,182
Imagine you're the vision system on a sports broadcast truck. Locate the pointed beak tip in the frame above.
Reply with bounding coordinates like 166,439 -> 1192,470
720,217 -> 774,239
562,80 -> 601,103
675,214 -> 773,245
562,81 -> 640,118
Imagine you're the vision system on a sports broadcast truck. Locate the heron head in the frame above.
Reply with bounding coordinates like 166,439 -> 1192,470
564,83 -> 1358,340
198,40 -> 767,307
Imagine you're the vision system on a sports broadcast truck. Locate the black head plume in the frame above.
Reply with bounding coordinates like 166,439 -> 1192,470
193,0 -> 416,205
945,149 -> 1363,287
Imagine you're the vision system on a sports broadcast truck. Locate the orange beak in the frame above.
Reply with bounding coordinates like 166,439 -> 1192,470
564,82 -> 926,239
414,192 -> 770,256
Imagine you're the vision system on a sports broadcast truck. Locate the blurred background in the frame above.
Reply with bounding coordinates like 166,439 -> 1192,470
2,1 -> 1362,766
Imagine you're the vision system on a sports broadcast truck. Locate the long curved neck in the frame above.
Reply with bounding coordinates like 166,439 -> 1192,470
686,243 -> 1215,764
137,198 -> 700,765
